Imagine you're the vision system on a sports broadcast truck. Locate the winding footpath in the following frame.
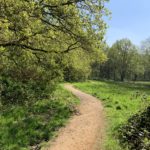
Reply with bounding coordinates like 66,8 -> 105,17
43,84 -> 105,150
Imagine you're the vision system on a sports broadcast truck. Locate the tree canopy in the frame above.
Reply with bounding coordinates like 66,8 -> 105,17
0,0 -> 109,54
0,0 -> 109,105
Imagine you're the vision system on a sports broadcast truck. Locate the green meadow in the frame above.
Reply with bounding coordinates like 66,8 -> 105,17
74,81 -> 150,150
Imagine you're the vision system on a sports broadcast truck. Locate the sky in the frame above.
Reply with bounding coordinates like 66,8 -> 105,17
105,0 -> 150,46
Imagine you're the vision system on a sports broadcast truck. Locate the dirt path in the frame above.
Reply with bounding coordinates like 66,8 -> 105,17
43,84 -> 105,150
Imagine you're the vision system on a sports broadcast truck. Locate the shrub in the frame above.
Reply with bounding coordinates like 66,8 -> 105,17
0,76 -> 54,105
118,106 -> 150,150
0,49 -> 62,105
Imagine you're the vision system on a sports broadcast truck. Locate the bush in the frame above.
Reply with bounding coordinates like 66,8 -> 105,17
118,106 -> 150,150
0,49 -> 62,105
0,77 -> 53,105
64,66 -> 89,82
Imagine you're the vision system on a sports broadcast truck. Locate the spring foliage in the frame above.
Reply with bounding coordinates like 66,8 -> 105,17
0,0 -> 109,105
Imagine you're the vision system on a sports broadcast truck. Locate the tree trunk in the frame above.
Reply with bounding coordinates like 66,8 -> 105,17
120,73 -> 125,82
133,74 -> 137,81
113,71 -> 116,81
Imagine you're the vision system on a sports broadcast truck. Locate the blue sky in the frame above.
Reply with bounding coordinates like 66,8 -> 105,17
105,0 -> 150,46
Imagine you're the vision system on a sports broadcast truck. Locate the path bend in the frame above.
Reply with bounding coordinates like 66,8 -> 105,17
43,84 -> 105,150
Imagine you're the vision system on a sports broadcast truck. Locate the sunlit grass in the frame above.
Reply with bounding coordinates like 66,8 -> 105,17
74,80 -> 150,150
0,85 -> 79,150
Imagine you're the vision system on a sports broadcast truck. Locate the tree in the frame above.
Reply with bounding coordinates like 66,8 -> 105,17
0,0 -> 109,54
90,43 -> 109,80
0,0 -> 109,104
129,51 -> 144,81
141,38 -> 150,80
91,37 -> 150,82
98,39 -> 137,81
109,39 -> 137,81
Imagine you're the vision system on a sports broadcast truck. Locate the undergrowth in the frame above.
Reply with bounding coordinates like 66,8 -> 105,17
118,106 -> 150,150
0,85 -> 79,150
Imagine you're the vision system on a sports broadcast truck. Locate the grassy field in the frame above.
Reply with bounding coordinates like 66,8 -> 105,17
74,80 -> 150,150
0,85 -> 79,150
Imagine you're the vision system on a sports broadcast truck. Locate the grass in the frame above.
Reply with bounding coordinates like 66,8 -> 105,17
0,85 -> 79,150
73,80 -> 150,150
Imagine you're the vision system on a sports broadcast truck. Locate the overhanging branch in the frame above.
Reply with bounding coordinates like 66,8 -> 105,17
42,0 -> 84,8
0,41 -> 82,54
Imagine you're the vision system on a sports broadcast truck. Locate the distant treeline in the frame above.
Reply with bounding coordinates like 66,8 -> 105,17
91,38 -> 150,82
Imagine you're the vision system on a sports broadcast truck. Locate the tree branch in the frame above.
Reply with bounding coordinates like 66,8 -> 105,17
42,0 -> 84,8
0,41 -> 81,54
0,42 -> 48,53
63,41 -> 81,53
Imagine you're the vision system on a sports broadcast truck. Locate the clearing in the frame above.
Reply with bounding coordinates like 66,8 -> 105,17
74,81 -> 150,150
